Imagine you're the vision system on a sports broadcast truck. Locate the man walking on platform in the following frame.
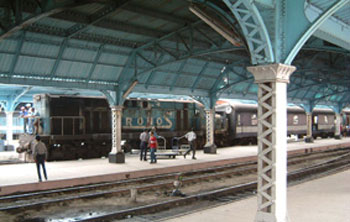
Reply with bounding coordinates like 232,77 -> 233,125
182,128 -> 197,159
139,129 -> 149,161
33,135 -> 48,182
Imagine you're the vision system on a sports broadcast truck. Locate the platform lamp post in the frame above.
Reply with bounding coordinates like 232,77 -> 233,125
247,63 -> 296,222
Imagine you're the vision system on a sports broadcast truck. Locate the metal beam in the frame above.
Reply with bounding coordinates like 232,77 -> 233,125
0,73 -> 117,91
50,39 -> 67,80
284,0 -> 350,64
0,0 -> 90,42
8,31 -> 25,76
86,44 -> 104,83
191,61 -> 209,91
170,60 -> 187,91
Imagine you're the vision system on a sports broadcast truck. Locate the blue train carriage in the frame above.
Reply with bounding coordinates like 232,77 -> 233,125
33,94 -> 205,161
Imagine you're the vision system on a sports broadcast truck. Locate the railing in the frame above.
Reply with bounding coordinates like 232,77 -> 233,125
50,116 -> 85,136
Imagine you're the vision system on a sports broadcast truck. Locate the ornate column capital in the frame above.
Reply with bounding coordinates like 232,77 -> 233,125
110,105 -> 123,111
247,63 -> 296,83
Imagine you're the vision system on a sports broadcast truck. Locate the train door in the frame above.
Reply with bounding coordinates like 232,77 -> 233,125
312,115 -> 318,131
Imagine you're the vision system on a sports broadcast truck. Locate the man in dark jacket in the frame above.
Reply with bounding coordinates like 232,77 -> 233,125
33,135 -> 48,182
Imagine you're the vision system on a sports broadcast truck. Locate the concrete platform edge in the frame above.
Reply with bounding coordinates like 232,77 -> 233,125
1,141 -> 350,196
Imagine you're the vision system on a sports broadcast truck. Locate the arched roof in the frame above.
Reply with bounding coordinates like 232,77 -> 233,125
0,0 -> 349,109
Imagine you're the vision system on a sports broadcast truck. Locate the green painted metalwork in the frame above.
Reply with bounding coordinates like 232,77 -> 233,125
0,0 -> 349,109
8,31 -> 25,76
191,61 -> 209,92
223,0 -> 274,64
284,0 -> 350,64
86,44 -> 104,83
0,0 -> 89,42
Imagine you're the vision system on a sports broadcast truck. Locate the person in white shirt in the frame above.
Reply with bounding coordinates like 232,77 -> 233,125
139,129 -> 149,161
182,128 -> 197,159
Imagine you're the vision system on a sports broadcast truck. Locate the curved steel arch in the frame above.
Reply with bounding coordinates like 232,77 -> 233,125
223,0 -> 274,64
284,0 -> 350,64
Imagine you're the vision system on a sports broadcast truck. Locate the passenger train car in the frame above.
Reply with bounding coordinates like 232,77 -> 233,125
214,101 -> 337,146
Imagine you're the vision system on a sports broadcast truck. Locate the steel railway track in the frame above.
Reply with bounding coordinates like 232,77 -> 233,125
0,148 -> 349,222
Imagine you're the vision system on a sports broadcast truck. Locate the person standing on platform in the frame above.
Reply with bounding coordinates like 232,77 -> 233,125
27,107 -> 37,135
149,131 -> 158,164
182,128 -> 197,159
149,126 -> 158,138
20,106 -> 28,133
139,129 -> 149,161
33,135 -> 48,182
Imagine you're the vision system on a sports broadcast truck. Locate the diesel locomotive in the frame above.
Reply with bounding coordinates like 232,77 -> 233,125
31,94 -> 206,160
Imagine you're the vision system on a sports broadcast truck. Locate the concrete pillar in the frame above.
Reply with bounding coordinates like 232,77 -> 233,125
305,112 -> 314,143
335,113 -> 342,139
204,108 -> 217,154
109,105 -> 125,163
5,111 -> 14,144
248,63 -> 296,222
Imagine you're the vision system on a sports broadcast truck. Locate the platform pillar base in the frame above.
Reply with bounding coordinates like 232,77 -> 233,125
109,152 -> 125,163
334,135 -> 342,140
304,137 -> 314,143
204,144 -> 217,154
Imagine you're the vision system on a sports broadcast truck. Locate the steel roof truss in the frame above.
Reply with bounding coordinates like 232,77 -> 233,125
86,44 -> 104,83
50,39 -> 67,80
170,60 -> 188,91
191,61 -> 209,92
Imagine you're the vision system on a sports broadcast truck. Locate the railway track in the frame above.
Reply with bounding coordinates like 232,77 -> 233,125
0,148 -> 349,222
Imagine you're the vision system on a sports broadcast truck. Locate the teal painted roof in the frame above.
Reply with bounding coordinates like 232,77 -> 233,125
0,0 -> 349,110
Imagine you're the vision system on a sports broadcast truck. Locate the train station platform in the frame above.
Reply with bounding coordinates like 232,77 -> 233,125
163,169 -> 350,222
1,138 -> 350,196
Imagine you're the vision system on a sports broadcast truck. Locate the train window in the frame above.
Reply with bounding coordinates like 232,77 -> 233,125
314,116 -> 318,124
251,114 -> 257,125
324,115 -> 328,124
131,100 -> 137,107
293,115 -> 299,125
237,114 -> 241,126
142,101 -> 148,109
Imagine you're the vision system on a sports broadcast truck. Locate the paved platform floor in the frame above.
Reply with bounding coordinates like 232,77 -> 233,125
164,169 -> 350,222
1,137 -> 350,196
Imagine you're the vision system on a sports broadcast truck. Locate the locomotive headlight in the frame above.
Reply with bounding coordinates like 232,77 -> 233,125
225,106 -> 232,114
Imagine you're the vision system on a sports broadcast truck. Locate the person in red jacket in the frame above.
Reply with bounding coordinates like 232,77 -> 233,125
149,131 -> 158,164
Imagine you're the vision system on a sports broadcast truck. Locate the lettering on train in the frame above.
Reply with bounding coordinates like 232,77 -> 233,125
123,116 -> 173,129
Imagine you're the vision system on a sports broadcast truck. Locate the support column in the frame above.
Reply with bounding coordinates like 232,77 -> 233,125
109,105 -> 125,163
334,113 -> 342,140
204,108 -> 217,154
305,112 -> 314,143
248,63 -> 296,222
5,111 -> 14,144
